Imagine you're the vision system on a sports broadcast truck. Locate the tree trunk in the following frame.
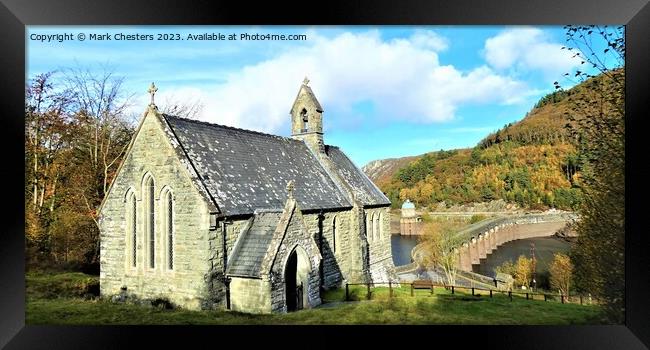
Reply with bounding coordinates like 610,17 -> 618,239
32,147 -> 38,210
49,173 -> 58,212
39,184 -> 45,210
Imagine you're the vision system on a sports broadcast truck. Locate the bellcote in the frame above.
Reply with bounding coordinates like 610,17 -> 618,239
290,77 -> 323,136
290,77 -> 325,154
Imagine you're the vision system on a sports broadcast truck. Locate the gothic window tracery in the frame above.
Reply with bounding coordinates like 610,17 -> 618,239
126,190 -> 137,268
162,188 -> 174,270
143,174 -> 156,269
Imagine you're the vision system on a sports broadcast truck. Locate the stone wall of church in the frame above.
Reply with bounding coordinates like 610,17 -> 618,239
301,210 -> 352,289
99,110 -> 214,310
364,207 -> 398,284
206,218 -> 251,309
229,277 -> 272,314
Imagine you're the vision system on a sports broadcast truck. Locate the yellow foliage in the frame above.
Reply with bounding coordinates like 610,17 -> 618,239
514,255 -> 534,288
549,253 -> 573,296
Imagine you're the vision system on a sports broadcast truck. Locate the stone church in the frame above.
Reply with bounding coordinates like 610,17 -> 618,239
98,79 -> 397,314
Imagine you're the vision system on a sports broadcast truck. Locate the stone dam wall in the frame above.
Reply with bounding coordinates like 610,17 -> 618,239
406,213 -> 577,273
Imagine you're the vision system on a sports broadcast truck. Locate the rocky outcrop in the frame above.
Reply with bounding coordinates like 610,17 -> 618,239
362,156 -> 418,184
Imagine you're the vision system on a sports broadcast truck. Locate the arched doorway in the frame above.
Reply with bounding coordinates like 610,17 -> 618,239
285,246 -> 311,312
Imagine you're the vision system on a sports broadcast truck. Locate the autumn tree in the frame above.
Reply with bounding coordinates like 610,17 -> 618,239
25,71 -> 74,265
26,66 -> 210,271
558,25 -> 625,323
514,255 -> 534,289
60,66 -> 136,265
418,221 -> 463,286
494,259 -> 516,277
25,67 -> 136,270
494,260 -> 516,290
549,253 -> 573,297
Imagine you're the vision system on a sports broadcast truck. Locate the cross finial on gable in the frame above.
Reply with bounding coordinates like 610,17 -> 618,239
286,180 -> 295,199
148,82 -> 158,106
302,77 -> 310,86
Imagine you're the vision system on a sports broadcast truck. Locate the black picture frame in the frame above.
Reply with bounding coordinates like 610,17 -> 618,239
2,0 -> 648,348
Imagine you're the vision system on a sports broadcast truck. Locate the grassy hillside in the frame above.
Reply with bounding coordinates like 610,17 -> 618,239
27,272 -> 604,325
362,75 -> 610,211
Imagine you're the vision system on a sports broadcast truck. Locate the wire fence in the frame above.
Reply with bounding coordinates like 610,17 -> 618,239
339,281 -> 596,306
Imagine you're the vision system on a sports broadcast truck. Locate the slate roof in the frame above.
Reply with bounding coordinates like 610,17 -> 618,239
163,115 -> 355,216
226,211 -> 281,278
325,146 -> 391,206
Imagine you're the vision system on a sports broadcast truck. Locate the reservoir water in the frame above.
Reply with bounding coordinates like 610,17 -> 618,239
391,235 -> 419,266
475,236 -> 571,289
391,233 -> 572,289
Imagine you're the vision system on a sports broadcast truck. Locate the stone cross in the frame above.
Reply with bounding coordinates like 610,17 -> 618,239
148,82 -> 158,106
302,77 -> 309,86
286,180 -> 295,199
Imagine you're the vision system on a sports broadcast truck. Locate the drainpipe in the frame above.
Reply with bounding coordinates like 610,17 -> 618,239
221,218 -> 231,310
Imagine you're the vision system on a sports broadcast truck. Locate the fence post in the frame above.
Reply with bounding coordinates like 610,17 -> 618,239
509,291 -> 512,301
472,287 -> 475,296
411,283 -> 414,297
430,284 -> 434,295
544,294 -> 547,302
345,283 -> 349,301
526,293 -> 529,300
490,290 -> 493,298
389,281 -> 393,298
367,283 -> 371,300
451,286 -> 454,295
561,295 -> 565,304
580,295 -> 583,305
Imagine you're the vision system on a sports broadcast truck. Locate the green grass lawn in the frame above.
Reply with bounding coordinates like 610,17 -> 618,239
26,272 -> 607,325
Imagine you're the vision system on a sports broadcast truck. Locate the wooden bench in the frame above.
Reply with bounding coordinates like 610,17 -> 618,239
411,280 -> 434,296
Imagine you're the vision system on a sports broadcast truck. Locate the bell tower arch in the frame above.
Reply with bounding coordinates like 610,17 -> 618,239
291,77 -> 324,153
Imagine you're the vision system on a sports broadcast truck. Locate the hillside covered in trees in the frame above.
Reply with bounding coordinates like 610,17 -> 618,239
25,68 -> 202,271
363,73 -> 618,211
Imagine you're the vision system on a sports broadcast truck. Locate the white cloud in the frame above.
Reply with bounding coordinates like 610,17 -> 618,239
146,30 -> 532,134
406,29 -> 449,51
484,27 -> 582,80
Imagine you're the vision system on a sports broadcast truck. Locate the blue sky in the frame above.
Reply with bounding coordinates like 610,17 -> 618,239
26,26 -> 615,167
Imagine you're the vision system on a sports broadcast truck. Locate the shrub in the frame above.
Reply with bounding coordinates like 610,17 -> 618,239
469,214 -> 487,224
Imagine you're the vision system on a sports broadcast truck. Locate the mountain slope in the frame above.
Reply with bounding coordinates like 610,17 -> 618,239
360,74 -> 612,210
362,156 -> 418,188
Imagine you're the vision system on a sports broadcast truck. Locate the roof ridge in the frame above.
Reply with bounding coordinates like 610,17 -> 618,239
163,114 -> 301,143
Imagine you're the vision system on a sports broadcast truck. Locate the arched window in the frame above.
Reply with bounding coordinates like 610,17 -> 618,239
162,189 -> 174,270
332,216 -> 337,254
372,213 -> 379,242
126,190 -> 137,267
301,108 -> 309,132
144,174 -> 155,269
374,213 -> 380,241
377,213 -> 384,239
365,212 -> 372,241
